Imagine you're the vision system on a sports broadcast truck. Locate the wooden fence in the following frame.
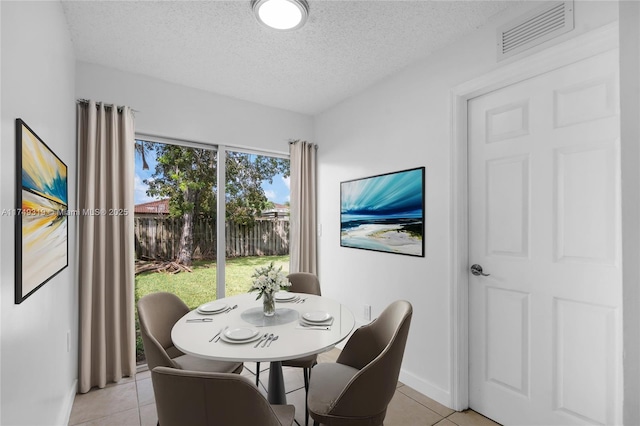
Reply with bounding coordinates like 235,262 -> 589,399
134,217 -> 289,260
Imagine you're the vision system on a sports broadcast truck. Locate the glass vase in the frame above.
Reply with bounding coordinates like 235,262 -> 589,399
263,291 -> 276,317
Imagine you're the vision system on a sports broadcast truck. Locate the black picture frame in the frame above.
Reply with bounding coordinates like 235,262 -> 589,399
340,166 -> 425,257
15,119 -> 69,304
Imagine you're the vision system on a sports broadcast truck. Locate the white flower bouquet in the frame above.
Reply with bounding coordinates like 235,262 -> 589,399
249,261 -> 291,299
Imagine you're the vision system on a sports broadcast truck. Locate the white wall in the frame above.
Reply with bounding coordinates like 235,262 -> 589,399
620,1 -> 640,424
315,1 -> 619,407
1,2 -> 77,425
75,62 -> 314,154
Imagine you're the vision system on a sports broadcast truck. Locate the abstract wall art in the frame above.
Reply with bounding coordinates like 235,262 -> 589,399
15,119 -> 68,303
340,167 -> 425,257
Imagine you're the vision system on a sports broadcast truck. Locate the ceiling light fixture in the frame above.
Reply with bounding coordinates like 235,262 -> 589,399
252,0 -> 309,31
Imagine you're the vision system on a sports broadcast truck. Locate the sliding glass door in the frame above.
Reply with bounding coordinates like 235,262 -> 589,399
224,149 -> 290,296
133,138 -> 219,363
133,137 -> 289,364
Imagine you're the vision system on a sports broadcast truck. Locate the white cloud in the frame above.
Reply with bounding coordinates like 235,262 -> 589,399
282,176 -> 290,189
134,174 -> 157,204
264,189 -> 276,201
134,174 -> 146,191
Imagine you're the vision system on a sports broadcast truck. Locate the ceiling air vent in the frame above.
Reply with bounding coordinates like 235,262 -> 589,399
497,0 -> 574,61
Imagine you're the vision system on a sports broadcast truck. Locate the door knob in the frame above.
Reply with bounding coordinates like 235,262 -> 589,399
470,264 -> 490,277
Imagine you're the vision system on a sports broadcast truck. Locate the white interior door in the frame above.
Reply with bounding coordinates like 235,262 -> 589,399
468,48 -> 621,426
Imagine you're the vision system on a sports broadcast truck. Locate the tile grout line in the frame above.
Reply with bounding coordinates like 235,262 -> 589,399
135,378 -> 142,426
70,380 -> 138,425
71,407 -> 137,426
394,386 -> 447,421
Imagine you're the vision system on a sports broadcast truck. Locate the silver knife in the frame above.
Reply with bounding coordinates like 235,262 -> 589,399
187,318 -> 213,322
298,325 -> 331,330
209,327 -> 224,342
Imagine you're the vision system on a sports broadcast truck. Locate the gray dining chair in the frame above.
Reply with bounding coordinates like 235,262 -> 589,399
307,300 -> 413,426
152,366 -> 295,426
137,292 -> 243,374
256,272 -> 321,426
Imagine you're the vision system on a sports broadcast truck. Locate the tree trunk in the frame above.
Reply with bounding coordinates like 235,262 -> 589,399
177,189 -> 195,266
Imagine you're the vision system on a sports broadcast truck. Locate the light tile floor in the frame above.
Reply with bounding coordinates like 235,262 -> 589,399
68,349 -> 501,426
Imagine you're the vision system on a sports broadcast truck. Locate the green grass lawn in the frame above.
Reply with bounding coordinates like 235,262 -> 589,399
135,255 -> 289,363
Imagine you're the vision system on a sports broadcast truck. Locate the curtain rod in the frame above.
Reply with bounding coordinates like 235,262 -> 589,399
137,132 -> 289,159
76,99 -> 140,113
289,140 -> 318,149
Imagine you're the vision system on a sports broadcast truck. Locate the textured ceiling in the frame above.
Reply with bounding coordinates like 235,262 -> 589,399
61,1 -> 516,115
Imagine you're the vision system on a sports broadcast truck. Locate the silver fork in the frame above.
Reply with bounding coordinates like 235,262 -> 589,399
261,333 -> 274,348
267,335 -> 279,347
254,333 -> 269,348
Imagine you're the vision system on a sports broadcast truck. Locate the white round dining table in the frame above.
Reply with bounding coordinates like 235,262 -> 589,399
171,292 -> 355,404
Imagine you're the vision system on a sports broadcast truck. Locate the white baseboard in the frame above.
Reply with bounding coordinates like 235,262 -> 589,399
58,379 -> 77,426
398,368 -> 453,410
336,320 -> 452,408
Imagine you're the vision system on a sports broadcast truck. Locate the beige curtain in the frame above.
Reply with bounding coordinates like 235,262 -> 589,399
77,101 -> 136,393
289,140 -> 317,274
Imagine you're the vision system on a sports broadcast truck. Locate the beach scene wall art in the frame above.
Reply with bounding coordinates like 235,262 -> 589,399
15,119 -> 68,303
340,167 -> 425,257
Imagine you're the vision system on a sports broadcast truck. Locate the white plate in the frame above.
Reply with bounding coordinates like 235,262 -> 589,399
300,317 -> 333,326
303,311 -> 333,323
220,331 -> 263,344
197,301 -> 228,313
196,308 -> 221,315
224,327 -> 259,341
275,291 -> 297,301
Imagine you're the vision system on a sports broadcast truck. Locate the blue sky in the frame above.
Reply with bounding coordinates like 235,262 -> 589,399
134,147 -> 290,205
261,175 -> 290,205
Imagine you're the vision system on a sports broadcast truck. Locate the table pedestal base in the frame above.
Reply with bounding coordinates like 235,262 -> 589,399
267,361 -> 287,404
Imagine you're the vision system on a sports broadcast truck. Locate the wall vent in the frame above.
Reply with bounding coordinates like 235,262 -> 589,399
497,0 -> 574,61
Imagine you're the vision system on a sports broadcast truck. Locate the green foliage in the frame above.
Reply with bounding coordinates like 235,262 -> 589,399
144,143 -> 289,224
141,142 -> 290,262
144,143 -> 216,219
224,151 -> 289,225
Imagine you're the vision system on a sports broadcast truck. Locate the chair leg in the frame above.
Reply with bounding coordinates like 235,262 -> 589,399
256,361 -> 261,387
304,368 -> 310,426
